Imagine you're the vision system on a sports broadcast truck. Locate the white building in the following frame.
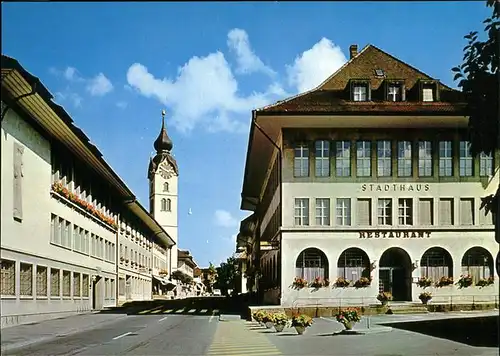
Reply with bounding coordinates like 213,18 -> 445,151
238,44 -> 499,307
0,54 -> 175,328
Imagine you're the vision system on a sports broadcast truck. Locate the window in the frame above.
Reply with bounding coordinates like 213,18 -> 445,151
91,234 -> 96,256
461,247 -> 493,281
337,248 -> 370,280
294,198 -> 309,226
357,199 -> 372,226
439,141 -> 453,176
163,182 -> 169,192
62,271 -> 71,297
161,198 -> 167,211
418,141 -> 432,177
82,274 -> 89,297
388,84 -> 402,102
439,198 -> 454,225
460,198 -> 474,225
422,85 -> 434,102
315,198 -> 330,226
1,260 -> 16,295
375,69 -> 385,77
419,198 -> 434,225
36,266 -> 48,297
336,198 -> 351,226
377,141 -> 391,177
356,141 -> 371,177
50,214 -> 57,244
166,198 -> 171,212
51,268 -> 60,297
421,247 -> 453,280
353,85 -> 367,101
377,199 -> 392,225
63,221 -> 71,248
459,141 -> 473,176
20,263 -> 33,296
294,144 -> 309,177
73,272 -> 81,297
315,141 -> 330,177
397,141 -> 412,177
398,198 -> 413,225
480,152 -> 493,176
73,225 -> 80,252
295,248 -> 329,280
335,141 -> 351,177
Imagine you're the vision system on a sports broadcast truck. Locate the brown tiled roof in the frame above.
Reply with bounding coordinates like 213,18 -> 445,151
258,44 -> 465,115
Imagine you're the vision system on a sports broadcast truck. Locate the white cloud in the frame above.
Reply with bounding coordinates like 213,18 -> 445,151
116,101 -> 128,109
126,29 -> 346,133
86,73 -> 114,96
227,28 -> 275,77
214,209 -> 239,228
286,37 -> 347,93
54,91 -> 83,107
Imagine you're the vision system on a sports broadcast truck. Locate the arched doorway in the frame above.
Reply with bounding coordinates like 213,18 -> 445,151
379,247 -> 412,301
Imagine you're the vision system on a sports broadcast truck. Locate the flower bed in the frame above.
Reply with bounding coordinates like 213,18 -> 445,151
52,182 -> 117,229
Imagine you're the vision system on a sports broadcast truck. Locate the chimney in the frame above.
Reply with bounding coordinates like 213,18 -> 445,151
349,44 -> 358,59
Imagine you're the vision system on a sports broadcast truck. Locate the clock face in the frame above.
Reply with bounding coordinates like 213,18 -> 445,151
158,161 -> 175,179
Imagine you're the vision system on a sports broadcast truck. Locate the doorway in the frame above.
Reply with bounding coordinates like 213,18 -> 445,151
92,276 -> 103,310
379,247 -> 412,301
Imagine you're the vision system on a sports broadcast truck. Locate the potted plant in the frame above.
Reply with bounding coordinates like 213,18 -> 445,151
435,276 -> 454,287
262,311 -> 274,329
476,276 -> 494,287
292,277 -> 308,289
334,277 -> 351,288
291,314 -> 313,335
334,308 -> 361,330
456,275 -> 473,288
272,312 -> 289,332
416,277 -> 433,288
419,291 -> 432,304
310,277 -> 329,288
376,291 -> 393,306
353,277 -> 371,288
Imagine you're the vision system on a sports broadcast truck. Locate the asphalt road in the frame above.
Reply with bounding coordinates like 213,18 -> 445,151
3,313 -> 219,356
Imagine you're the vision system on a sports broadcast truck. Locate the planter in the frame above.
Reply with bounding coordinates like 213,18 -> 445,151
343,321 -> 356,330
381,300 -> 388,306
294,326 -> 306,335
265,322 -> 274,329
274,324 -> 285,332
421,299 -> 431,305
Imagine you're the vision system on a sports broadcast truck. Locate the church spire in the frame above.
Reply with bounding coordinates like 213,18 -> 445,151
153,109 -> 173,153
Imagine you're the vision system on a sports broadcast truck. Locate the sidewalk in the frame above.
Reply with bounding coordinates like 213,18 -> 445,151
1,312 -> 127,353
206,319 -> 282,356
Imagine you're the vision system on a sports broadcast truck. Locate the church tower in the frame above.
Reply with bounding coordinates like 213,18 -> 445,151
148,110 -> 178,272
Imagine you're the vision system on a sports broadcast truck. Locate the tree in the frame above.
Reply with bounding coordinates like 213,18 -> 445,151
452,0 -> 499,239
213,257 -> 239,296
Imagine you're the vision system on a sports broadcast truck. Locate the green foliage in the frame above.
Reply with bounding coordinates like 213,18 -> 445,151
452,0 -> 499,222
213,257 -> 239,293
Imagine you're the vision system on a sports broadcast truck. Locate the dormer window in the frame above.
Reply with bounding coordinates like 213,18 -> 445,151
418,80 -> 440,102
384,80 -> 405,102
350,79 -> 371,102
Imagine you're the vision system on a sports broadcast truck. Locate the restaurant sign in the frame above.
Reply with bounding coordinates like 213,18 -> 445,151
359,230 -> 431,239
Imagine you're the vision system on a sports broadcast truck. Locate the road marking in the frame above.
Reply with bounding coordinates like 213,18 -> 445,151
158,316 -> 168,322
112,331 -> 132,340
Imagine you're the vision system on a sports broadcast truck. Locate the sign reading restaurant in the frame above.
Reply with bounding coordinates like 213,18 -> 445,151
359,230 -> 431,239
361,183 -> 430,192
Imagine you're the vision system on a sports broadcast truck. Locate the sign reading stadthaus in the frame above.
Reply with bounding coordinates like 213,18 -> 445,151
359,230 -> 431,239
361,183 -> 430,192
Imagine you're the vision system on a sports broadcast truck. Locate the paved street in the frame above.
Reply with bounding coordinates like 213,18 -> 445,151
2,307 -> 498,356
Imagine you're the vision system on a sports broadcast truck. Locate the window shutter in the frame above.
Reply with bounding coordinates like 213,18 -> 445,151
434,82 -> 440,101
401,83 -> 406,101
367,83 -> 372,101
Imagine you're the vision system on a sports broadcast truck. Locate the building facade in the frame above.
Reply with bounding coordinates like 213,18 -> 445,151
0,55 -> 175,328
238,44 -> 499,307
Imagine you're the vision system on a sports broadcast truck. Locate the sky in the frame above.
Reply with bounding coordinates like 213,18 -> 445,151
1,1 -> 492,267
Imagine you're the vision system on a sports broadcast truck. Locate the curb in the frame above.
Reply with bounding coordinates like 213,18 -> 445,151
1,314 -> 128,353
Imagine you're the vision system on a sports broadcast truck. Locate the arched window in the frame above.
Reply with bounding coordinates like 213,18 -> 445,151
163,182 -> 169,192
166,198 -> 171,212
337,247 -> 370,280
461,247 -> 493,280
295,248 -> 328,280
420,247 -> 453,280
160,198 -> 167,211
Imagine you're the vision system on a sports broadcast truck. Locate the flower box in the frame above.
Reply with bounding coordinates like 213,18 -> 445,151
334,277 -> 351,288
476,276 -> 494,287
353,277 -> 371,288
292,277 -> 308,289
456,275 -> 473,288
416,277 -> 433,288
435,276 -> 454,287
310,277 -> 329,288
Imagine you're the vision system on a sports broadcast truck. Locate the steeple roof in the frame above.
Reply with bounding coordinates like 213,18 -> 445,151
153,110 -> 173,153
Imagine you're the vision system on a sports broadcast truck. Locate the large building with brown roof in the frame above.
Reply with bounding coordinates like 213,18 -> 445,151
238,44 -> 499,307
